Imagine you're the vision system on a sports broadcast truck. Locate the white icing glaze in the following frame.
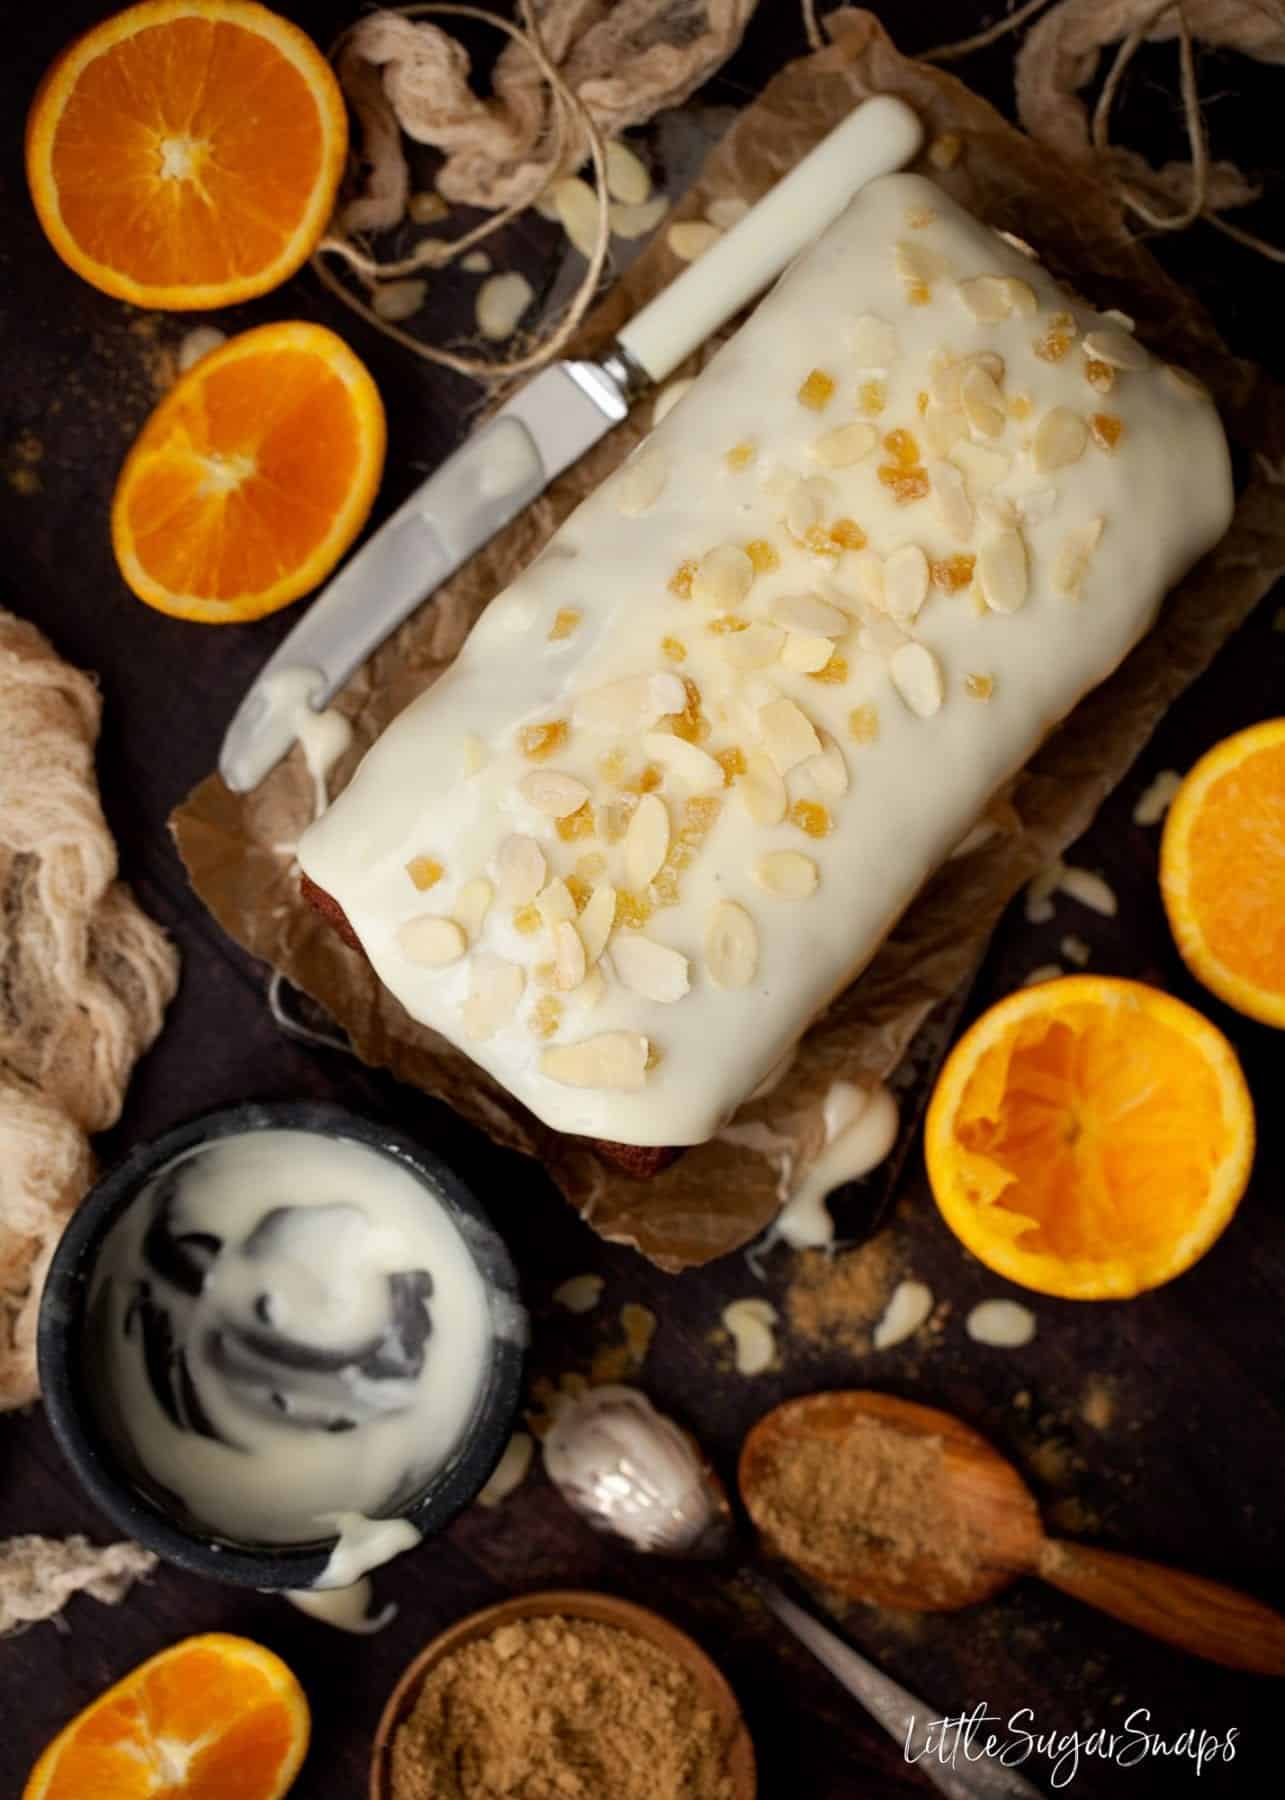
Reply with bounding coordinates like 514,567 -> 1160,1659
261,667 -> 352,820
285,1576 -> 396,1633
773,1081 -> 900,1249
299,173 -> 1233,1148
88,1131 -> 492,1571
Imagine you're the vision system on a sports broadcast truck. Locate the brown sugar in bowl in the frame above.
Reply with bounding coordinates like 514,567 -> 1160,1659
370,1588 -> 756,1800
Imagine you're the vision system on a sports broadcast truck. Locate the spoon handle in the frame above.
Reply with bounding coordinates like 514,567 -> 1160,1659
1037,1539 -> 1285,1675
746,1574 -> 1045,1799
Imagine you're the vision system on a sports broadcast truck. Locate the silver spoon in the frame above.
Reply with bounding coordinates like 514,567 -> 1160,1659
543,1385 -> 1044,1800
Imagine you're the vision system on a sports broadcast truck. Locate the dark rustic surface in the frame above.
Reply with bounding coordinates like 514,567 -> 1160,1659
3,3 -> 1284,1795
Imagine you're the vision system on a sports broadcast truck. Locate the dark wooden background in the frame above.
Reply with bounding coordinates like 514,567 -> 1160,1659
3,3 -> 1284,1794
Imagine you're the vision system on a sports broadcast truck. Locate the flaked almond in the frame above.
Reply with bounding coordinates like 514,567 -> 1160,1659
579,883 -> 617,963
453,876 -> 494,941
950,439 -> 1011,493
461,251 -> 491,274
496,835 -> 547,905
669,219 -> 721,261
957,274 -> 1012,322
858,604 -> 910,659
890,641 -> 944,717
883,544 -> 930,625
576,671 -> 686,732
554,176 -> 600,258
624,792 -> 670,888
848,314 -> 899,366
800,732 -> 849,799
554,919 -> 587,991
770,592 -> 849,637
612,933 -> 690,1003
1032,406 -> 1087,474
541,1031 -> 650,1090
845,547 -> 886,610
758,696 -> 822,773
812,421 -> 877,467
1003,276 -> 1039,316
781,633 -> 834,674
609,194 -> 668,239
977,528 -> 1028,614
1052,517 -> 1105,598
719,622 -> 786,670
519,770 -> 590,817
605,139 -> 650,204
705,900 -> 758,989
614,447 -> 668,516
692,543 -> 753,608
397,914 -> 467,966
1082,327 -> 1147,370
929,458 -> 973,539
961,362 -> 1006,439
642,731 -> 724,792
373,279 -> 426,322
753,850 -> 819,899
461,954 -> 525,1040
461,733 -> 487,776
922,404 -> 967,457
1016,485 -> 1058,524
476,272 -> 533,340
739,750 -> 787,825
977,494 -> 1018,531
537,878 -> 576,929
578,966 -> 607,1010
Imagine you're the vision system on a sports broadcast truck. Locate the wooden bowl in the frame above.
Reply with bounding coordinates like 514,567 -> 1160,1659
370,1588 -> 756,1800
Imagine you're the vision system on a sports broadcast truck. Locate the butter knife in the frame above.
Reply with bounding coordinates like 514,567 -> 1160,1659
219,96 -> 923,792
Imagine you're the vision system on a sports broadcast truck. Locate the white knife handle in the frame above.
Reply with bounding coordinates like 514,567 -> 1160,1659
616,95 -> 923,385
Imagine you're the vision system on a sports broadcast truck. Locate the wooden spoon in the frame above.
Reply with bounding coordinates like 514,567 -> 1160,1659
739,1390 -> 1285,1676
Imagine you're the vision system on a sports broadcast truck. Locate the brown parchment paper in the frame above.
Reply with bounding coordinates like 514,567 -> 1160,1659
173,10 -> 1285,1271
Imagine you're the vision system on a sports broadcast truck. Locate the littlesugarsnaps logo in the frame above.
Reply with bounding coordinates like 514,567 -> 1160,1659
904,1705 -> 1239,1788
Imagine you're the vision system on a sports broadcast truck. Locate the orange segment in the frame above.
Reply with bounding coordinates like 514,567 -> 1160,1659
111,320 -> 385,621
1160,719 -> 1285,1027
925,977 -> 1254,1299
26,1 -> 346,309
23,1633 -> 309,1800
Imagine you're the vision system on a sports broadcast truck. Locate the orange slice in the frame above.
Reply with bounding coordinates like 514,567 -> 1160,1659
925,976 -> 1254,1299
1160,719 -> 1285,1028
23,1633 -> 309,1800
25,0 -> 346,309
111,320 -> 385,622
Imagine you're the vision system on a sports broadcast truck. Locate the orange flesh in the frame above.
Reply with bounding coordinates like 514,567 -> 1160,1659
1184,743 -> 1285,995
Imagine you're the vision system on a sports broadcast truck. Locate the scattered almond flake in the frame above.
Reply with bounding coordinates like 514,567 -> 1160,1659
461,250 -> 491,273
614,446 -> 668,516
651,377 -> 694,427
1083,356 -> 1116,394
605,138 -> 650,205
461,953 -> 525,1040
552,919 -> 587,991
701,195 -> 748,232
739,750 -> 788,825
753,849 -> 819,900
974,349 -> 1005,380
397,914 -> 467,966
578,883 -> 617,963
406,855 -> 444,892
718,623 -> 786,673
800,734 -> 848,800
961,362 -> 1005,439
531,187 -> 561,221
623,792 -> 670,889
957,274 -> 1013,322
872,1280 -> 935,1350
1060,865 -> 1117,916
845,547 -> 885,610
576,671 -> 685,733
929,131 -> 962,169
784,480 -> 823,538
721,1299 -> 778,1375
848,702 -> 879,744
770,592 -> 849,637
1089,412 -> 1124,452
704,899 -> 758,990
669,219 -> 721,261
922,405 -> 967,456
548,607 -> 581,641
1025,861 -> 1065,924
977,494 -> 1018,531
745,538 -> 780,574
797,368 -> 836,411
1032,405 -> 1087,474
519,769 -> 589,818
781,633 -> 833,674
642,731 -> 724,792
1061,933 -> 1091,967
1133,768 -> 1182,827
889,641 -> 944,718
995,227 -> 1039,261
929,458 -> 973,540
1162,362 -> 1209,399
461,733 -> 487,775
373,279 -> 428,322
1052,517 -> 1104,599
759,696 -> 822,773
964,671 -> 994,701
812,422 -> 877,468
609,194 -> 669,240
1015,486 -> 1057,524
537,879 -> 577,931
476,271 -> 533,340
1023,963 -> 1066,987
692,543 -> 753,608
453,877 -> 494,941
612,932 -> 691,1003
857,377 -> 888,416
895,239 -> 941,303
883,545 -> 930,625
553,1274 -> 604,1314
408,189 -> 449,225
1004,277 -> 1039,317
848,314 -> 899,367
859,605 -> 910,659
967,1299 -> 1037,1347
977,528 -> 1028,614
1082,327 -> 1147,371
928,350 -> 963,409
496,835 -> 548,907
541,1031 -> 650,1091
177,325 -> 226,372
554,176 -> 600,257
476,1431 -> 533,1508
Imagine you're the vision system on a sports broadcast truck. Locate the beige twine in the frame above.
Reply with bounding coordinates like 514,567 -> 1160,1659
1,1536 -> 156,1636
0,609 -> 178,1412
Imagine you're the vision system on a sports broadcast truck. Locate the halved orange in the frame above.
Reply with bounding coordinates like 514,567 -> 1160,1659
111,320 -> 385,621
26,0 -> 347,310
23,1632 -> 309,1800
925,976 -> 1254,1299
1160,719 -> 1285,1028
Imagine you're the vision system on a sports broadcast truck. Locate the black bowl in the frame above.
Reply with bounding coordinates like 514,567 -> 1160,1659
38,1101 -> 526,1590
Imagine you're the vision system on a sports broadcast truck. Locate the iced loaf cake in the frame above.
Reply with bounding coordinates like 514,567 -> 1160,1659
298,172 -> 1233,1152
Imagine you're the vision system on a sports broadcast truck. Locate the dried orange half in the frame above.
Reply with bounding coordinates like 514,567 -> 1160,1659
1160,719 -> 1285,1028
23,1632 -> 309,1800
25,0 -> 346,309
111,320 -> 385,622
925,976 -> 1254,1300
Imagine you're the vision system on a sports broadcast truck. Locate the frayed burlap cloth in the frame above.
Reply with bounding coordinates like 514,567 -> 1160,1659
0,1536 -> 156,1636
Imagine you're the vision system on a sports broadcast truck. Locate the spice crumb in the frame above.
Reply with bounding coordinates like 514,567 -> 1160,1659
785,1235 -> 900,1354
